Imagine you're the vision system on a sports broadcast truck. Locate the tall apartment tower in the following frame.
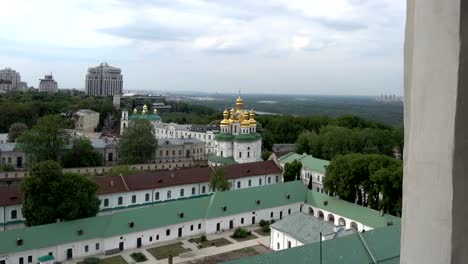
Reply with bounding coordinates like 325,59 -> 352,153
0,68 -> 22,92
85,62 -> 123,96
38,74 -> 58,93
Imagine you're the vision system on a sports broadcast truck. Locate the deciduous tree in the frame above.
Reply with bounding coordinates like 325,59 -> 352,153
209,168 -> 230,191
8,122 -> 28,142
21,161 -> 100,226
283,160 -> 302,182
61,137 -> 103,168
118,119 -> 158,164
17,115 -> 71,165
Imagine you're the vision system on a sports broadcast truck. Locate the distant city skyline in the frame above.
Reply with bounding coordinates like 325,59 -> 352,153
0,0 -> 405,95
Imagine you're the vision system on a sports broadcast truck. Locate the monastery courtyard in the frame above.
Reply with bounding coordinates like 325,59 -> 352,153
70,225 -> 272,264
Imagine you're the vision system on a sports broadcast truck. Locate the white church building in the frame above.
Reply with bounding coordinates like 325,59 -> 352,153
208,96 -> 262,166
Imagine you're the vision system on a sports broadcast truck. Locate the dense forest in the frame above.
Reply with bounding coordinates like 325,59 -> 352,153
0,91 -> 118,133
173,93 -> 403,125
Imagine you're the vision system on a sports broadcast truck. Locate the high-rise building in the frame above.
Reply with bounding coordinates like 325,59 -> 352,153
38,74 -> 58,93
85,62 -> 123,96
0,68 -> 22,92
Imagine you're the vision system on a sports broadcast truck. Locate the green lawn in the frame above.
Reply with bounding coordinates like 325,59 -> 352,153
100,256 -> 128,264
231,234 -> 258,242
253,228 -> 271,237
78,256 -> 127,264
188,237 -> 232,248
147,242 -> 192,260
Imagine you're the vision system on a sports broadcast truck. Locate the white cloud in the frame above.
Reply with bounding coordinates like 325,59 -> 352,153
0,0 -> 405,95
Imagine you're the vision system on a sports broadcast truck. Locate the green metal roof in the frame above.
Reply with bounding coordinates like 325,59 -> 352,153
214,132 -> 261,142
306,191 -> 400,228
279,152 -> 330,173
270,212 -> 335,244
214,133 -> 235,142
128,113 -> 161,121
0,195 -> 211,255
233,133 -> 261,142
207,155 -> 237,165
205,181 -> 307,219
38,255 -> 55,262
0,181 -> 305,255
224,223 -> 401,264
0,181 -> 399,256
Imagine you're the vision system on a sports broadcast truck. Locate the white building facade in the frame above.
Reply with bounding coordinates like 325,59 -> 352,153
0,161 -> 283,231
0,182 -> 303,263
278,153 -> 330,193
209,96 -> 262,166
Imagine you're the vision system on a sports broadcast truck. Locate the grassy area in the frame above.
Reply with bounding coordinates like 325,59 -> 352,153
231,233 -> 258,242
78,256 -> 127,264
147,242 -> 192,260
179,245 -> 270,264
188,237 -> 232,248
253,228 -> 271,237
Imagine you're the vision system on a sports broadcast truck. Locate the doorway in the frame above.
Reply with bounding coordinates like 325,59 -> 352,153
252,216 -> 256,225
119,242 -> 124,251
216,222 -> 221,231
229,220 -> 234,229
178,227 -> 183,237
137,237 -> 142,248
66,248 -> 73,260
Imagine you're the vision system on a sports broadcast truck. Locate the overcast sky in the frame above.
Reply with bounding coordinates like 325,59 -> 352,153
0,0 -> 405,95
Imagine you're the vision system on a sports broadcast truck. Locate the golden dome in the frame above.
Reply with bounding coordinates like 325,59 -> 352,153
221,109 -> 230,127
142,104 -> 148,114
153,108 -> 158,114
241,111 -> 250,127
236,96 -> 243,109
133,108 -> 138,114
249,109 -> 257,125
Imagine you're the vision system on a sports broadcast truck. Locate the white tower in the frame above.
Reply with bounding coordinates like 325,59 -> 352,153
120,109 -> 129,135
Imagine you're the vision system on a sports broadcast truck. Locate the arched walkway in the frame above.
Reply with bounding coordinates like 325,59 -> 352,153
338,217 -> 346,227
309,207 -> 314,216
318,210 -> 324,219
327,214 -> 335,223
350,221 -> 358,231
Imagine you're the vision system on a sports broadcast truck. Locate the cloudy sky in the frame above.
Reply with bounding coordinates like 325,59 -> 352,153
0,0 -> 405,95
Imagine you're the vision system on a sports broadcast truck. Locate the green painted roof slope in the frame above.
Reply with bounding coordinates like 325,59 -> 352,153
0,182 -> 304,255
206,181 -> 307,219
208,155 -> 237,165
0,195 -> 211,255
214,133 -> 234,141
279,152 -> 330,173
224,224 -> 401,264
233,133 -> 261,142
129,113 -> 161,121
306,191 -> 400,228
270,212 -> 334,244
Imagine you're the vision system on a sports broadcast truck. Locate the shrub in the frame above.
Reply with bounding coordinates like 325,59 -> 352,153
232,227 -> 251,238
200,235 -> 207,242
259,220 -> 269,227
270,219 -> 275,224
130,252 -> 147,262
83,257 -> 100,264
261,225 -> 271,233
0,164 -> 14,172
